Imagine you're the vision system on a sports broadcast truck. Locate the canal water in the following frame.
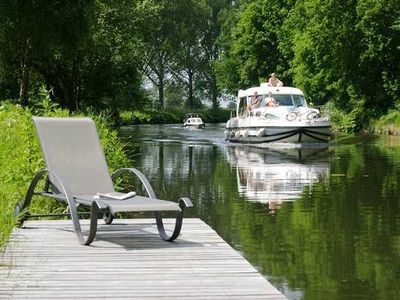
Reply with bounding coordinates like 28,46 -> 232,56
119,124 -> 400,300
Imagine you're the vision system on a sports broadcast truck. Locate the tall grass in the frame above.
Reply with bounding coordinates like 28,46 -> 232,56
371,109 -> 400,135
0,102 -> 130,250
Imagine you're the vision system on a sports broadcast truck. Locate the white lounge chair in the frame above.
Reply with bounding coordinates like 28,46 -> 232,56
15,117 -> 193,245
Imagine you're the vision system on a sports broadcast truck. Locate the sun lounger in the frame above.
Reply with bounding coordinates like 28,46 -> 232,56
15,117 -> 193,245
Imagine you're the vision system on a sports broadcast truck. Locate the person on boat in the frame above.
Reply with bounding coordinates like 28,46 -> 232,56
267,73 -> 283,87
265,91 -> 278,107
249,91 -> 261,110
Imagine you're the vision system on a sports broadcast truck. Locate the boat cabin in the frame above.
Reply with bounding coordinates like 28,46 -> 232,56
183,113 -> 205,128
237,84 -> 308,117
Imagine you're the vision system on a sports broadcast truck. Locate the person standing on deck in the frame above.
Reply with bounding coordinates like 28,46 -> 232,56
267,73 -> 283,87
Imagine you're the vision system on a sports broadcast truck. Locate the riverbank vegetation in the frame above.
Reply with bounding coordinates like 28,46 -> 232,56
371,109 -> 400,135
0,103 -> 130,250
119,109 -> 231,125
0,1 -> 398,131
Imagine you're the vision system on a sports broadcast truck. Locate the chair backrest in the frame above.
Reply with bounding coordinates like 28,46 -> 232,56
32,117 -> 115,195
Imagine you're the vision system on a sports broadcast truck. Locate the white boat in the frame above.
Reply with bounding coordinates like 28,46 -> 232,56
224,84 -> 332,143
183,113 -> 205,128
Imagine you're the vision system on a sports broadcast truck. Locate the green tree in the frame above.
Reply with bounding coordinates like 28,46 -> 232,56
140,1 -> 179,108
197,0 -> 232,110
284,0 -> 400,128
170,0 -> 209,110
77,0 -> 148,112
0,0 -> 94,108
355,0 -> 400,115
0,0 -> 148,112
216,0 -> 293,93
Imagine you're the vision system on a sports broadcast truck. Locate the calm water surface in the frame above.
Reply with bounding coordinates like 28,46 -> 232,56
119,124 -> 400,300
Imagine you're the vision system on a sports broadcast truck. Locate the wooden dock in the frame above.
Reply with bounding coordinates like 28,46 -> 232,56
1,218 -> 286,299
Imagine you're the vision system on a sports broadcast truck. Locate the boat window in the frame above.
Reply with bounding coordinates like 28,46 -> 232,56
259,95 -> 266,107
273,95 -> 293,106
238,97 -> 247,116
240,97 -> 247,107
293,95 -> 307,107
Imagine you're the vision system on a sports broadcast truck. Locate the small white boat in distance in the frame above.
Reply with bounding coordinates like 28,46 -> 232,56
183,113 -> 205,128
225,84 -> 332,143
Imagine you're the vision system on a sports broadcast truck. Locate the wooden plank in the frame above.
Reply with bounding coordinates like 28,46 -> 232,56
1,219 -> 286,299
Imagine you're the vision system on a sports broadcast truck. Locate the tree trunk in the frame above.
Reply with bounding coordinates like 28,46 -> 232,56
57,73 -> 74,111
158,77 -> 164,108
19,37 -> 31,106
157,63 -> 165,108
54,64 -> 75,112
72,56 -> 80,111
19,61 -> 29,106
210,74 -> 219,111
37,62 -> 76,111
188,69 -> 193,110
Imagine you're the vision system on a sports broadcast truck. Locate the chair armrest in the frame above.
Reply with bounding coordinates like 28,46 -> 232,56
112,168 -> 194,210
111,168 -> 157,198
24,169 -> 74,207
178,197 -> 193,209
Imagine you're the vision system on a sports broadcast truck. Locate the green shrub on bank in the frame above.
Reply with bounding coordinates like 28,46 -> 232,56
322,102 -> 361,134
371,109 -> 400,135
0,102 -> 130,250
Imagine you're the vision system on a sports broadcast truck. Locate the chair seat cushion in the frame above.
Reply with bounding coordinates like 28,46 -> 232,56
75,195 -> 180,214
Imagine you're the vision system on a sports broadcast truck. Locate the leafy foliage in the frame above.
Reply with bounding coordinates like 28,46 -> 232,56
216,0 -> 400,131
216,0 -> 293,92
371,109 -> 400,135
0,0 -> 400,131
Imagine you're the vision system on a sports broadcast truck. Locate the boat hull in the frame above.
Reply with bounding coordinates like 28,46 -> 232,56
184,123 -> 205,128
225,124 -> 332,143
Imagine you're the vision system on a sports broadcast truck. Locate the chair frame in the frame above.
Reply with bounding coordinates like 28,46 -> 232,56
15,119 -> 193,245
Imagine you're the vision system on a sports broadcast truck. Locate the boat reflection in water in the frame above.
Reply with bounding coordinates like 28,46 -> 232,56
225,145 -> 330,213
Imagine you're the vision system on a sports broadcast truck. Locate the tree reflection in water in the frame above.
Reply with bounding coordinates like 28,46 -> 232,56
120,125 -> 400,300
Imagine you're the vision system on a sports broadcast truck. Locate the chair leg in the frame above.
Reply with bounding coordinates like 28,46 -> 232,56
154,197 -> 193,242
112,168 -> 194,242
53,187 -> 101,246
103,210 -> 114,225
14,202 -> 30,228
18,169 -> 101,246
15,169 -> 49,227
81,201 -> 100,245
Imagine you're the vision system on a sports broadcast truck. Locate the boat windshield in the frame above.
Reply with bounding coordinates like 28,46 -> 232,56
273,94 -> 307,107
293,95 -> 307,107
236,93 -> 307,115
273,95 -> 292,106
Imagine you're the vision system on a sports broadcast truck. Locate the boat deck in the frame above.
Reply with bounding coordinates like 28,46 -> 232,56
1,218 -> 286,299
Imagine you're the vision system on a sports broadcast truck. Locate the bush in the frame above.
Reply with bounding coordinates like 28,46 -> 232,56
324,102 -> 362,134
371,110 -> 400,135
0,102 -> 130,250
